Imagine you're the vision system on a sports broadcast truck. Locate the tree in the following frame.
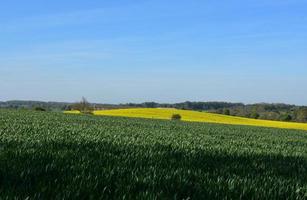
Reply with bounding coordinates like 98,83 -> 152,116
223,109 -> 230,115
251,112 -> 260,119
142,102 -> 159,108
279,114 -> 292,122
171,114 -> 181,120
34,106 -> 46,111
296,107 -> 307,122
72,97 -> 93,114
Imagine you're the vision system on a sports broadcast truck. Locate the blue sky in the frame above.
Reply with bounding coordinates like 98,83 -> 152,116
0,0 -> 307,105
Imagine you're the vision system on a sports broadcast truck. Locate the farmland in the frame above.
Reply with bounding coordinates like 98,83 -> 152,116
93,108 -> 307,131
1,109 -> 307,199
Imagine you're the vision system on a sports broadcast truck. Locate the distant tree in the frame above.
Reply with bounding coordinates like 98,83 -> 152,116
142,102 -> 159,108
260,111 -> 280,120
34,107 -> 46,111
72,97 -> 94,114
296,107 -> 307,122
62,105 -> 72,111
279,114 -> 292,122
171,114 -> 182,120
251,112 -> 260,119
223,109 -> 230,115
216,108 -> 223,114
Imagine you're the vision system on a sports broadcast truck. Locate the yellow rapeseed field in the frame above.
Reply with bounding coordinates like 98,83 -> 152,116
63,110 -> 81,114
93,108 -> 307,131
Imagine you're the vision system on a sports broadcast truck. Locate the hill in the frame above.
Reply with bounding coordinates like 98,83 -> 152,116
2,100 -> 307,123
93,108 -> 307,131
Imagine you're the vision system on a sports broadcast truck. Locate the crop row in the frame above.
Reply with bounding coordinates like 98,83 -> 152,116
1,110 -> 307,199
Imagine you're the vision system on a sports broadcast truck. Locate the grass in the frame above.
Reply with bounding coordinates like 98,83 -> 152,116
94,108 -> 307,131
1,109 -> 307,199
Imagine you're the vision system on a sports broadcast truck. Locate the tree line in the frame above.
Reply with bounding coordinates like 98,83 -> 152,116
120,101 -> 307,123
1,100 -> 307,123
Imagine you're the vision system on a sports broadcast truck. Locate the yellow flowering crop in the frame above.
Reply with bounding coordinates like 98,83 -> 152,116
63,110 -> 81,114
94,108 -> 307,131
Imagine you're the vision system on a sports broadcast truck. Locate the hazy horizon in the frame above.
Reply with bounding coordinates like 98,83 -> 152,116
1,98 -> 306,107
1,0 -> 307,105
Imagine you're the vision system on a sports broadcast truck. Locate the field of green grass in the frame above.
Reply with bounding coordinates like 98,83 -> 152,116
1,109 -> 307,199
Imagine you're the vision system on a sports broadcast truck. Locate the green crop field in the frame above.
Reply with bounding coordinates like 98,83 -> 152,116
1,109 -> 307,199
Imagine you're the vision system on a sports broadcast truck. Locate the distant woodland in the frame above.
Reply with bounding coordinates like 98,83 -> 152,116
1,100 -> 307,123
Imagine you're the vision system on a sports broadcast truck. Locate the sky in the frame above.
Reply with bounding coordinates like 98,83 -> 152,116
0,0 -> 307,105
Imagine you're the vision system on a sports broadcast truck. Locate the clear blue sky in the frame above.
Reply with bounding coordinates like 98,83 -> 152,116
1,0 -> 307,105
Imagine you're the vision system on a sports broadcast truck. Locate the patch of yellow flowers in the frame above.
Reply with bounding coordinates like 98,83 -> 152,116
64,110 -> 81,114
66,108 -> 307,131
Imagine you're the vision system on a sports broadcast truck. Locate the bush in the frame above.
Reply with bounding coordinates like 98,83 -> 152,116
223,109 -> 230,115
34,107 -> 46,111
71,97 -> 94,114
171,114 -> 181,120
251,112 -> 260,119
280,114 -> 292,122
296,108 -> 307,122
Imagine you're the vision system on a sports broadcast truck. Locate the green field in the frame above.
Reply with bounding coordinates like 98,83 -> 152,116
1,109 -> 307,199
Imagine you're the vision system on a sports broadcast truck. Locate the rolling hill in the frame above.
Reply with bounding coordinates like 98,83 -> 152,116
91,108 -> 307,131
2,109 -> 307,199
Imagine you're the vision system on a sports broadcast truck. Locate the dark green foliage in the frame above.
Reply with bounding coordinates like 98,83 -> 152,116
296,107 -> 307,123
71,97 -> 94,114
223,109 -> 230,115
250,112 -> 260,119
280,114 -> 292,121
1,110 -> 307,199
34,106 -> 46,111
142,102 -> 159,108
125,101 -> 242,110
171,114 -> 181,120
0,100 -> 70,111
